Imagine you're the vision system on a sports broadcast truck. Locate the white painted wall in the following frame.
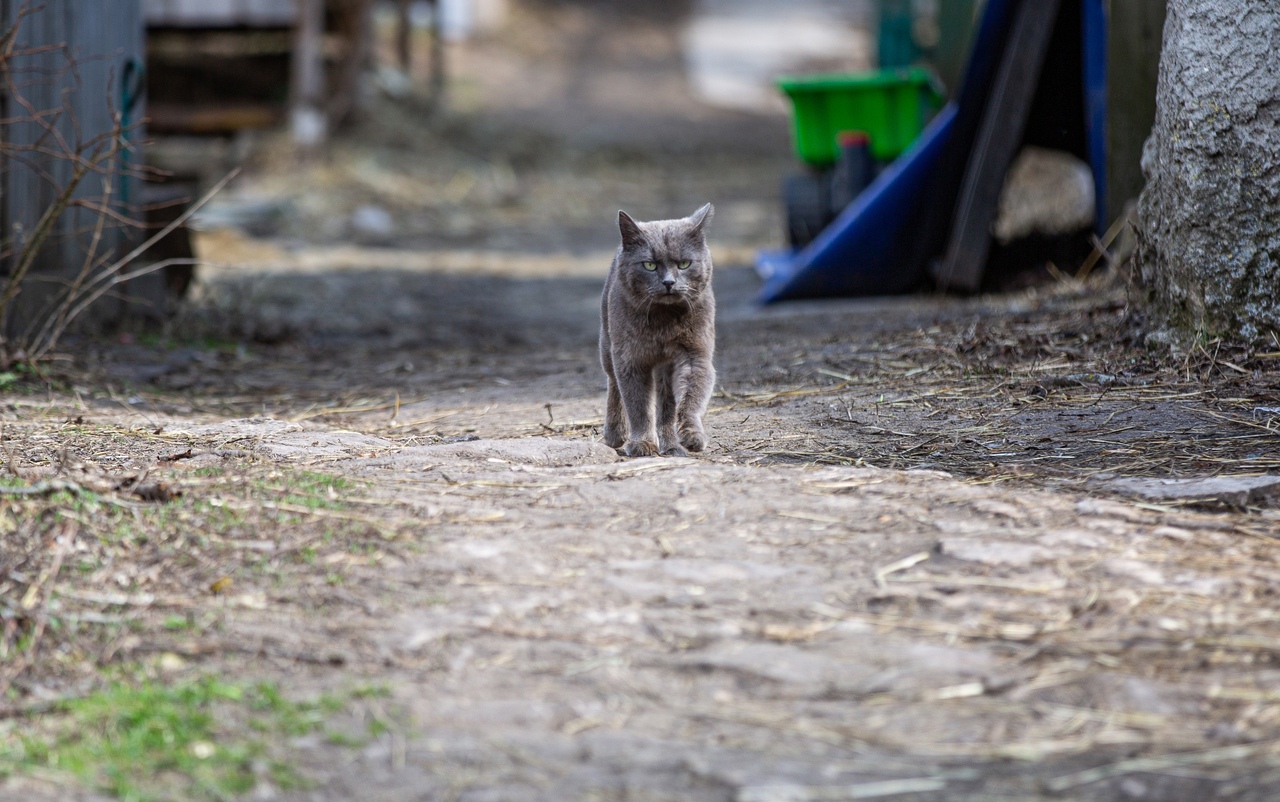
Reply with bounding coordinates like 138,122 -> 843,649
683,0 -> 873,112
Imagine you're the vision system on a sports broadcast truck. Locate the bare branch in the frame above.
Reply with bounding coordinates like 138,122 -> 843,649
31,169 -> 240,357
0,2 -> 229,363
34,162 -> 119,351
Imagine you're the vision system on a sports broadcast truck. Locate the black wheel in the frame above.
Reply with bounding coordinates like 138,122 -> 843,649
784,172 -> 831,248
829,136 -> 877,217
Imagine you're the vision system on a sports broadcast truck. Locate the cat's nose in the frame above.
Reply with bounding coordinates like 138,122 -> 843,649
662,277 -> 675,289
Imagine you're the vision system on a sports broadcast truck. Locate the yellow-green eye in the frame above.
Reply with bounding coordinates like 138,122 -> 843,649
677,260 -> 691,270
642,261 -> 658,271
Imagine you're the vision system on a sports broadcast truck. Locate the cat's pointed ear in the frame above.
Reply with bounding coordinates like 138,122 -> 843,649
618,210 -> 645,248
686,203 -> 714,237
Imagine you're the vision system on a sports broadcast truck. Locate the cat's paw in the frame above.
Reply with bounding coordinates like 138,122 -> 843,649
623,439 -> 659,458
660,443 -> 689,458
602,428 -> 625,449
679,429 -> 707,452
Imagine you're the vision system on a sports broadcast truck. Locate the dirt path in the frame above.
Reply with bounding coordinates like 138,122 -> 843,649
4,263 -> 1280,801
5,2 -> 1280,799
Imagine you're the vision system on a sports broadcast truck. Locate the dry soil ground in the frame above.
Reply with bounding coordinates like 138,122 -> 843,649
5,2 -> 1280,801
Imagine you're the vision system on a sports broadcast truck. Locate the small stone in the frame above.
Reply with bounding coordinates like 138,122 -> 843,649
1102,558 -> 1165,586
157,652 -> 186,672
176,417 -> 302,438
254,430 -> 395,459
1152,525 -> 1194,541
737,785 -> 808,802
351,205 -> 394,236
361,437 -> 619,468
938,538 -> 1053,566
1099,475 -> 1280,506
233,592 -> 269,610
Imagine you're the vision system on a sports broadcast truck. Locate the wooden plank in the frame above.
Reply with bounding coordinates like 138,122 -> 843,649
148,102 -> 282,134
1106,0 -> 1165,219
933,0 -> 1061,292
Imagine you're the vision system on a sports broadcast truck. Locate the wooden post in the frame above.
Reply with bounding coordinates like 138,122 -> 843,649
291,0 -> 327,149
329,0 -> 375,126
428,0 -> 445,109
934,0 -> 978,96
877,0 -> 916,68
1107,0 -> 1165,220
397,0 -> 412,72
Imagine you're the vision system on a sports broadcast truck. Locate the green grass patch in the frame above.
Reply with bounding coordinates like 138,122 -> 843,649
64,465 -> 368,548
162,615 -> 193,632
0,676 -> 346,801
134,333 -> 242,353
272,471 -> 351,511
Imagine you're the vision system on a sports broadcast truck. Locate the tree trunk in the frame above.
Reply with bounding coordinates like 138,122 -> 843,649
1136,2 -> 1280,342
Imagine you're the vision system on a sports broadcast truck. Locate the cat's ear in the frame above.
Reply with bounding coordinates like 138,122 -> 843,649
686,203 -> 714,237
618,210 -> 645,248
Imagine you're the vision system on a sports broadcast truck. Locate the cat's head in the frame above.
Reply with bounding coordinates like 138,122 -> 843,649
615,204 -> 714,306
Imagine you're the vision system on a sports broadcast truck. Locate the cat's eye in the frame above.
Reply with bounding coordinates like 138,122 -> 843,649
642,261 -> 658,271
677,260 -> 691,270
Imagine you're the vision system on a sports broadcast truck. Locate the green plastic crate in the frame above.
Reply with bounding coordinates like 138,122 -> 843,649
777,67 -> 944,166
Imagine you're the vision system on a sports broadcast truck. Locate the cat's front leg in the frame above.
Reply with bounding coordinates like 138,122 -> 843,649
676,354 -> 715,452
655,363 -> 687,457
602,376 -> 625,448
600,329 -> 626,449
617,364 -> 659,457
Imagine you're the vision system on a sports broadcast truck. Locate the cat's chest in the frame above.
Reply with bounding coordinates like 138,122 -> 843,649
628,315 -> 707,358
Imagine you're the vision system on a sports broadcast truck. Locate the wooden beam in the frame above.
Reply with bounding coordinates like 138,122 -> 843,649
933,0 -> 1061,292
147,102 -> 283,134
397,0 -> 412,70
428,0 -> 445,109
328,0 -> 376,127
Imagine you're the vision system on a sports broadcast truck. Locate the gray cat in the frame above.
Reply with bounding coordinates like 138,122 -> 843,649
599,204 -> 716,457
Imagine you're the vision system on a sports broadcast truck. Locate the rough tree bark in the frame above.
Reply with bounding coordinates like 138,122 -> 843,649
1137,2 -> 1280,343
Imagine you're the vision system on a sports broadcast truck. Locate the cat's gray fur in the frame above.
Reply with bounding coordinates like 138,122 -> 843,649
599,204 -> 716,457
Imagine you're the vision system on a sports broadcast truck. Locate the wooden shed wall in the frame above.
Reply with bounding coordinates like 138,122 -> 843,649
1,0 -> 150,337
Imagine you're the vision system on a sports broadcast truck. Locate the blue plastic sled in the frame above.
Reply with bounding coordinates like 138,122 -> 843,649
758,0 -> 1108,303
